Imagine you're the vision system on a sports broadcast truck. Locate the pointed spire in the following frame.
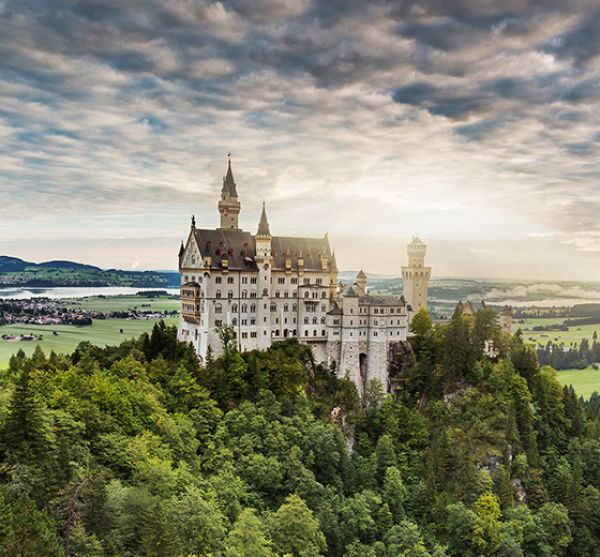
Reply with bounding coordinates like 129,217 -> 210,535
257,201 -> 271,237
191,214 -> 196,228
178,239 -> 184,257
330,250 -> 338,271
222,153 -> 238,197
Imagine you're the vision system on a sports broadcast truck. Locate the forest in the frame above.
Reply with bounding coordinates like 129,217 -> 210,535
536,335 -> 600,370
1,308 -> 600,556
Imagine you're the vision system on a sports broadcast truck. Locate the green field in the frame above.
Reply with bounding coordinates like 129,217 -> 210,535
0,316 -> 178,369
69,294 -> 180,313
556,366 -> 600,399
514,317 -> 599,346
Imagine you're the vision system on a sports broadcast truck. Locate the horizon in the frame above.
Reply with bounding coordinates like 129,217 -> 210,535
1,2 -> 600,280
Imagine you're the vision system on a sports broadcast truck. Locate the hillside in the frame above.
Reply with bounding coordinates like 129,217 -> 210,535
1,315 -> 599,555
0,256 -> 179,288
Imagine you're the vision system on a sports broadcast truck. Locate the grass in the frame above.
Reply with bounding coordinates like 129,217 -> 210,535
0,316 -> 178,369
556,366 -> 600,399
69,294 -> 180,313
514,317 -> 599,346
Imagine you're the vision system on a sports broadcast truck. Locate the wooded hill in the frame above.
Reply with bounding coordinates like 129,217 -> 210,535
0,256 -> 179,288
0,308 -> 599,556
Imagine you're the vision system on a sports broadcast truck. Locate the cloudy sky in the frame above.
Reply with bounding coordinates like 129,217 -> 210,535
0,0 -> 599,280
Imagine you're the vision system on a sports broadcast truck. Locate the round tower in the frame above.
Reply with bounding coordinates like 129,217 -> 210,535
401,236 -> 431,314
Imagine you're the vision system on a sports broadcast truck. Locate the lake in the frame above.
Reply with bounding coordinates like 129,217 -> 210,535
0,286 -> 181,300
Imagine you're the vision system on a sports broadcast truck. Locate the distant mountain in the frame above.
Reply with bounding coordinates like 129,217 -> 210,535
0,256 -> 179,288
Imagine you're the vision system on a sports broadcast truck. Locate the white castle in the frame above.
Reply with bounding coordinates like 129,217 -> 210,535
177,159 -> 430,395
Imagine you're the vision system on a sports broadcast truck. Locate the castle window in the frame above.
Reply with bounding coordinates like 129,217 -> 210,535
312,292 -> 318,299
284,291 -> 289,298
304,291 -> 309,298
242,304 -> 248,313
251,317 -> 256,325
321,291 -> 327,298
262,288 -> 268,297
242,276 -> 248,284
216,290 -> 222,299
215,319 -> 222,326
374,331 -> 378,336
278,277 -> 285,284
321,304 -> 326,312
250,332 -> 257,338
275,291 -> 280,298
184,275 -> 189,282
227,276 -> 234,284
232,304 -> 238,312
313,330 -> 317,336
291,277 -> 298,284
227,291 -> 234,299
312,317 -> 317,324
215,276 -> 222,284
250,277 -> 257,284
215,304 -> 222,313
270,304 -> 276,312
316,278 -> 322,285
250,291 -> 257,298
374,319 -> 378,326
390,308 -> 394,314
322,330 -> 326,336
304,278 -> 310,284
292,304 -> 297,311
242,319 -> 247,325
284,304 -> 289,312
232,318 -> 237,326
250,304 -> 256,313
321,317 -> 326,324
241,332 -> 248,339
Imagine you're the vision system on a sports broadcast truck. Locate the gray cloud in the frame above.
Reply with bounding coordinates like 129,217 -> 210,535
0,0 -> 599,276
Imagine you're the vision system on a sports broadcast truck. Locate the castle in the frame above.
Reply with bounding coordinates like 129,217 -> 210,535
177,159 -> 430,394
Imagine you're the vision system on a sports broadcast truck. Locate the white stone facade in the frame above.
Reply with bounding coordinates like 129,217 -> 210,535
177,161 -> 428,396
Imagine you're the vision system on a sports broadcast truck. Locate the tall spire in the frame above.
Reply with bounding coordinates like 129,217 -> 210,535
257,201 -> 271,237
222,153 -> 238,197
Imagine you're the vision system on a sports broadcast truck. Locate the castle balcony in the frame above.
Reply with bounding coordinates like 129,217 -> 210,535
181,282 -> 202,324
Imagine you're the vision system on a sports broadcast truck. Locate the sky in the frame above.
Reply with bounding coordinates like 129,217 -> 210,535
0,0 -> 599,280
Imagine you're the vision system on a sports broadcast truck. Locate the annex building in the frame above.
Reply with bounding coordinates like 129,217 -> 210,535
177,159 -> 430,394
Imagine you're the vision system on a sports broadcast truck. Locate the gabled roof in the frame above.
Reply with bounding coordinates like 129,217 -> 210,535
270,235 -> 333,272
342,285 -> 359,298
193,228 -> 257,271
356,269 -> 367,279
327,302 -> 343,316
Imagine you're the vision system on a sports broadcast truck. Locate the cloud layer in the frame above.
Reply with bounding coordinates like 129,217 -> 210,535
0,0 -> 599,277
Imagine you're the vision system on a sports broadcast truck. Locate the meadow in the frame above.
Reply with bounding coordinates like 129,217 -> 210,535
0,316 -> 178,369
514,317 -> 599,346
70,294 -> 180,313
556,366 -> 600,399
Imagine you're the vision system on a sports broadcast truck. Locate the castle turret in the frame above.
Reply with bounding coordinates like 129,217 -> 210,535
401,236 -> 431,314
218,155 -> 241,229
255,202 -> 272,349
355,269 -> 367,294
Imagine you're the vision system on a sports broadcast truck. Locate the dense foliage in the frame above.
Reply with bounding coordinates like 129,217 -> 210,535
1,311 -> 600,556
537,335 -> 600,370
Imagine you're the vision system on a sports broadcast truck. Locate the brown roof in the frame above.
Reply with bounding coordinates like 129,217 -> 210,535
358,294 -> 406,307
193,229 -> 258,271
270,235 -> 333,272
192,229 -> 333,272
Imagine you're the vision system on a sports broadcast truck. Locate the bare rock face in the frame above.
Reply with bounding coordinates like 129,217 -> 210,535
512,478 -> 527,506
388,340 -> 413,394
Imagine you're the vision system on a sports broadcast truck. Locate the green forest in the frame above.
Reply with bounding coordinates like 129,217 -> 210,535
1,309 -> 600,556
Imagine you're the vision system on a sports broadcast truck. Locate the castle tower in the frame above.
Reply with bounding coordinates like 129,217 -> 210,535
499,305 -> 513,334
218,155 -> 241,229
255,202 -> 272,349
401,236 -> 431,313
355,269 -> 367,294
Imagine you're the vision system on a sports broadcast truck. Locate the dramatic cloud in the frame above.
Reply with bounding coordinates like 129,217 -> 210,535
0,0 -> 599,278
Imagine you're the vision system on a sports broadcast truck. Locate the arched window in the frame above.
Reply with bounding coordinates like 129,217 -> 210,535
321,317 -> 326,324
250,304 -> 256,313
313,330 -> 317,336
215,276 -> 222,284
262,288 -> 268,297
228,291 -> 233,299
321,291 -> 327,298
312,317 -> 317,324
215,304 -> 222,314
270,304 -> 276,312
242,304 -> 248,313
304,291 -> 309,298
242,290 -> 248,298
321,329 -> 326,336
216,290 -> 222,299
304,317 -> 309,324
284,304 -> 289,312
232,304 -> 238,313
232,318 -> 237,326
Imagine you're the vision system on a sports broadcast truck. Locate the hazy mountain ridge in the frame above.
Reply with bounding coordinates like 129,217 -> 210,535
0,256 -> 179,288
